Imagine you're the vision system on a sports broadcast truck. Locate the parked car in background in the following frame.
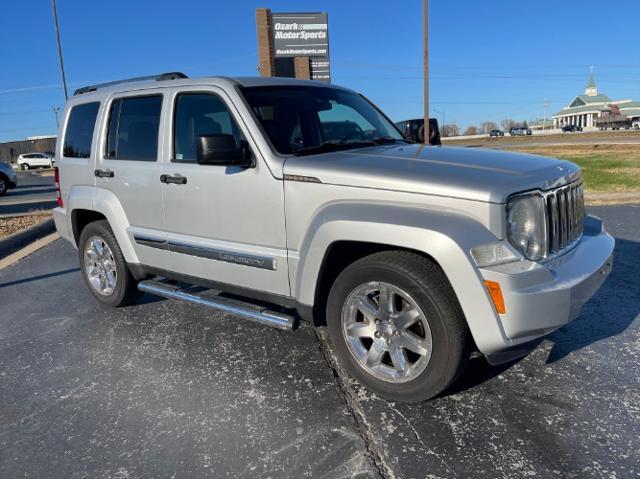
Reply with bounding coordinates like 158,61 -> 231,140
0,161 -> 18,195
395,118 -> 441,145
509,127 -> 532,136
489,129 -> 504,138
54,73 -> 614,402
17,152 -> 55,170
562,124 -> 583,133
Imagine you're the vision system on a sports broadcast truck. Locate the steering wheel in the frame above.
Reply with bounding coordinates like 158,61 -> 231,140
340,127 -> 366,142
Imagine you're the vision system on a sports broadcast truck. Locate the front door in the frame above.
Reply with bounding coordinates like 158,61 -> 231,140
159,87 -> 290,298
95,90 -> 171,270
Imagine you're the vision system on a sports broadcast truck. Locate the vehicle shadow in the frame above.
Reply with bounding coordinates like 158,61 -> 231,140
444,355 -> 523,397
545,237 -> 639,363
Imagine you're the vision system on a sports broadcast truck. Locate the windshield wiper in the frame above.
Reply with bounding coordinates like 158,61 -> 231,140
293,140 -> 376,156
372,136 -> 412,144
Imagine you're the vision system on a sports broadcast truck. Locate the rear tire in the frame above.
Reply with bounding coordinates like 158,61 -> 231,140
78,220 -> 141,307
326,251 -> 470,402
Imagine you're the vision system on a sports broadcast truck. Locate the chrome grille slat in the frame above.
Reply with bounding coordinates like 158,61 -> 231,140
559,190 -> 567,248
544,180 -> 584,259
547,194 -> 559,253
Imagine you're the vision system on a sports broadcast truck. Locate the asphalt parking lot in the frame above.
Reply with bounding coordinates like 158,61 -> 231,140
0,171 -> 56,217
0,205 -> 638,478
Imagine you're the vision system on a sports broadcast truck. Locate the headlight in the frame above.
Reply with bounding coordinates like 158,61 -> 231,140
507,193 -> 548,261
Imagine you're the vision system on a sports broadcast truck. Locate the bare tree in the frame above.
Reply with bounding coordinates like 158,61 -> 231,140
464,125 -> 479,136
501,118 -> 518,133
480,121 -> 498,134
442,124 -> 460,137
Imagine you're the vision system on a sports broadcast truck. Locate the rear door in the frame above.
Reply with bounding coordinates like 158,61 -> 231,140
34,154 -> 49,167
95,90 -> 171,270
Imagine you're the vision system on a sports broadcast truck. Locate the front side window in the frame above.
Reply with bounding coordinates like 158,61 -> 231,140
63,102 -> 100,158
105,95 -> 162,161
173,93 -> 243,162
241,86 -> 404,155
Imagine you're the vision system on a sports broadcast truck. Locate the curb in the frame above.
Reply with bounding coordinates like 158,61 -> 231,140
0,218 -> 56,260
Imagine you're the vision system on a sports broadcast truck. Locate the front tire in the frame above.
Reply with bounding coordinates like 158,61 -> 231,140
0,175 -> 7,196
326,251 -> 470,402
78,220 -> 140,307
21,163 -> 28,171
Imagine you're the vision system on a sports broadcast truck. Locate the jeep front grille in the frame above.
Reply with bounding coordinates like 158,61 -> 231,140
545,181 -> 584,256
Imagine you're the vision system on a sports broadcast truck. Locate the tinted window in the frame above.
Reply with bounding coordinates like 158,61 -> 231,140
105,95 -> 162,161
63,102 -> 100,158
173,93 -> 243,162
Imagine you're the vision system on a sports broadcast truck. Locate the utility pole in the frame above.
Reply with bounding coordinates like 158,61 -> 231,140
423,0 -> 429,145
52,106 -> 61,129
51,0 -> 68,99
543,97 -> 548,132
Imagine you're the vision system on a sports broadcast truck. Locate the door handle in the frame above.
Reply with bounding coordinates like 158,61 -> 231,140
94,169 -> 114,178
160,174 -> 187,185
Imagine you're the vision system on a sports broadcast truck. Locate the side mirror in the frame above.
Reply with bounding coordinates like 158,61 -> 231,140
196,134 -> 253,167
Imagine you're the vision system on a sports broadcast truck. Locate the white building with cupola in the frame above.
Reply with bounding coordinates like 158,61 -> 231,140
552,70 -> 640,129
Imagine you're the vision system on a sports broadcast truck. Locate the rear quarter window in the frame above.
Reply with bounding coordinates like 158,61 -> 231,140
63,102 -> 100,158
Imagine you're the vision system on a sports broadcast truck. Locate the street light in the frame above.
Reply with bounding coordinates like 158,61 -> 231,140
52,106 -> 61,129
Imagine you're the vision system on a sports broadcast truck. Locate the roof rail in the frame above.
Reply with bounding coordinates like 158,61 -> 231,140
73,72 -> 188,96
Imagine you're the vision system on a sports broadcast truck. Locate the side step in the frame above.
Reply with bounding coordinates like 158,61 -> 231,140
138,280 -> 297,331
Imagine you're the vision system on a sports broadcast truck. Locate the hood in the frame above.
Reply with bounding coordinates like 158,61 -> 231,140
282,144 -> 581,203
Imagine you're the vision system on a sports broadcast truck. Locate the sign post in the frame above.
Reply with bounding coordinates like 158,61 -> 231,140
256,10 -> 330,82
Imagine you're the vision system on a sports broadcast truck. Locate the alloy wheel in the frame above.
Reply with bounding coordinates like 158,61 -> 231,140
83,236 -> 117,295
341,281 -> 433,383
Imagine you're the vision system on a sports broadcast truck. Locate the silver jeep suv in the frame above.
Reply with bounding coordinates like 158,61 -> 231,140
53,73 -> 614,402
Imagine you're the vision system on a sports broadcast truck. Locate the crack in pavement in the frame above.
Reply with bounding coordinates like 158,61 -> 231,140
313,327 -> 396,479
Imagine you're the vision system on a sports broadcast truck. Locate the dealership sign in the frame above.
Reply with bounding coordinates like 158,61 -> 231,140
271,12 -> 330,82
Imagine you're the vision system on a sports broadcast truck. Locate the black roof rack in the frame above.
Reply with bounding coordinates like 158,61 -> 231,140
73,72 -> 188,96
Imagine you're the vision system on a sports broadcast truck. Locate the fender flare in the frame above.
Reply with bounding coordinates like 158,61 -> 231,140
67,186 -> 139,264
292,202 -> 509,353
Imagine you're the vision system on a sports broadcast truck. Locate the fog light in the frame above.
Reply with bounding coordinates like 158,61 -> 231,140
470,241 -> 520,267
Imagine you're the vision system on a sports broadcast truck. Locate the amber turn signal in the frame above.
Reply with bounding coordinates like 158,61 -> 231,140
484,280 -> 506,314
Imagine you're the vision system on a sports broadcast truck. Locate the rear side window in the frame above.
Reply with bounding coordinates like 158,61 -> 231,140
63,102 -> 100,158
105,95 -> 162,161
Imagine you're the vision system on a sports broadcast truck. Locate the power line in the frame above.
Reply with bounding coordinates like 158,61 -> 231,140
0,108 -> 55,116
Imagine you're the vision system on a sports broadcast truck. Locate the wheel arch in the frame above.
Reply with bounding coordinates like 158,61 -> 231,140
291,203 -> 508,353
307,239 -> 445,327
68,186 -> 138,263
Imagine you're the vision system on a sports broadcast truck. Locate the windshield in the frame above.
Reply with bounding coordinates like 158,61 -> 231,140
240,85 -> 405,155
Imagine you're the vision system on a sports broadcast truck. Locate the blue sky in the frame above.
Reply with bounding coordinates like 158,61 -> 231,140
1,0 -> 639,141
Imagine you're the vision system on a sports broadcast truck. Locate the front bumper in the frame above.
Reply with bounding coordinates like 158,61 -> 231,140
479,215 -> 614,357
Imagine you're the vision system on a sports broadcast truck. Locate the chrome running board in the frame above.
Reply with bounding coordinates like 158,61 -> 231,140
137,280 -> 296,331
